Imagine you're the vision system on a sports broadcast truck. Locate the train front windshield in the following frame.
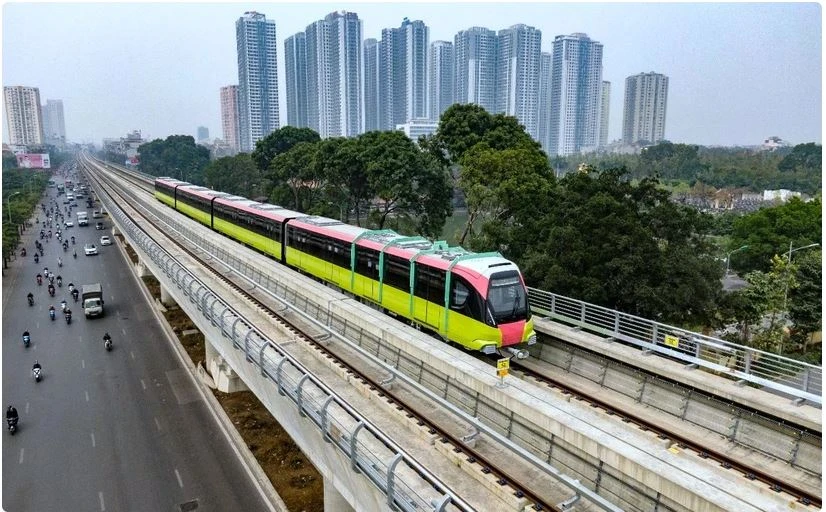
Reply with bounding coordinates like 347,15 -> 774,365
486,270 -> 530,325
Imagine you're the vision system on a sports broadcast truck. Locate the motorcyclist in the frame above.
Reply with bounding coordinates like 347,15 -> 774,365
71,236 -> 75,245
6,406 -> 18,425
34,253 -> 39,264
71,288 -> 79,302
32,361 -> 42,381
36,273 -> 42,285
73,249 -> 77,259
103,332 -> 112,349
48,275 -> 54,285
56,276 -> 62,287
65,309 -> 72,323
68,283 -> 74,292
23,331 -> 30,343
60,299 -> 67,312
27,292 -> 34,306
20,247 -> 26,257
48,284 -> 55,297
57,257 -> 62,267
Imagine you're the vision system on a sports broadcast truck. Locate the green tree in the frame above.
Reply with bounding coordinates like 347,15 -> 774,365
788,249 -> 822,350
312,137 -> 368,223
252,126 -> 320,173
137,135 -> 210,183
268,142 -> 320,211
514,168 -> 722,325
203,154 -> 261,198
778,143 -> 822,172
729,197 -> 821,273
358,131 -> 452,237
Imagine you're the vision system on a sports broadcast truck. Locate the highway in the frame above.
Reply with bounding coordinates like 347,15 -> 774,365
2,181 -> 274,511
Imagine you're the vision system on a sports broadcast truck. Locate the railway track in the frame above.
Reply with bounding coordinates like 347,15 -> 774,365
82,158 -> 583,511
511,350 -> 822,508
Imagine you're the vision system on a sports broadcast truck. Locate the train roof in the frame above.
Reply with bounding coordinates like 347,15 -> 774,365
178,185 -> 231,200
214,195 -> 307,221
289,215 -> 514,277
155,177 -> 190,187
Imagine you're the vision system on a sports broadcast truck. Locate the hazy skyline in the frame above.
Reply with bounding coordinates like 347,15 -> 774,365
2,2 -> 821,147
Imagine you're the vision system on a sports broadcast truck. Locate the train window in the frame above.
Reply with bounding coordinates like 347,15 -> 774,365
450,276 -> 484,321
384,255 -> 410,289
355,247 -> 380,280
414,263 -> 446,304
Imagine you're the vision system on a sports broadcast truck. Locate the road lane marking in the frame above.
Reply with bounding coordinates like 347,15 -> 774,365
19,448 -> 24,464
122,329 -> 126,336
154,417 -> 161,431
81,359 -> 85,369
98,491 -> 105,511
130,351 -> 135,360
25,402 -> 29,414
91,433 -> 96,447
85,391 -> 90,402
140,379 -> 146,390
174,468 -> 183,488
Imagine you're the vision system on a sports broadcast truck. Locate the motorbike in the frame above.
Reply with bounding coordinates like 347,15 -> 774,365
7,417 -> 18,435
23,334 -> 30,347
20,248 -> 26,257
72,290 -> 79,302
104,336 -> 112,352
36,275 -> 42,286
27,295 -> 34,307
58,259 -> 62,268
57,278 -> 62,287
73,251 -> 77,259
48,286 -> 55,298
32,366 -> 42,383
39,249 -> 44,257
62,243 -> 68,252
33,254 -> 39,264
49,309 -> 55,321
65,312 -> 72,325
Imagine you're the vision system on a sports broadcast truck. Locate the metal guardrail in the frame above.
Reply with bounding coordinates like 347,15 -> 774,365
98,183 -> 473,512
528,287 -> 823,406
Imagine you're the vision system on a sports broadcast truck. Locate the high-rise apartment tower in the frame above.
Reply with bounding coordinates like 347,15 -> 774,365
378,18 -> 429,130
453,27 -> 497,114
4,86 -> 44,146
429,40 -> 454,122
284,33 -> 309,129
220,85 -> 241,151
537,52 -> 553,153
236,11 -> 280,151
495,24 -> 542,140
600,81 -> 610,147
363,38 -> 380,132
41,99 -> 66,144
303,11 -> 362,138
622,72 -> 668,145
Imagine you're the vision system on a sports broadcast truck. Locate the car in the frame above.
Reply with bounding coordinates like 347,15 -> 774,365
99,236 -> 112,246
95,222 -> 105,230
64,220 -> 74,228
84,243 -> 98,256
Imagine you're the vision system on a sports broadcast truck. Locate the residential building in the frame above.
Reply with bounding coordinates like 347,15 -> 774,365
236,11 -> 280,152
537,52 -> 552,153
429,40 -> 454,122
378,18 -> 429,130
454,27 -> 497,113
284,32 -> 309,128
304,11 -> 362,138
622,72 -> 668,145
4,86 -> 44,146
220,85 -> 241,151
548,33 -> 604,156
599,81 -> 610,148
197,126 -> 209,142
41,99 -> 66,145
363,38 -> 380,132
495,24 -> 542,140
396,118 -> 439,141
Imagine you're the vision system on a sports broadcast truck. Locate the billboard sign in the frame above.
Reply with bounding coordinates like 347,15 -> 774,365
16,153 -> 51,169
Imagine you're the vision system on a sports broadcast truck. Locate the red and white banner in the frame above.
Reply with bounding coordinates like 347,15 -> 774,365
16,153 -> 51,169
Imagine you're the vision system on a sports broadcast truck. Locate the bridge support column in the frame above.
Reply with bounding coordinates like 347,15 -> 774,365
135,258 -> 152,278
160,284 -> 177,307
205,339 -> 248,393
324,478 -> 354,512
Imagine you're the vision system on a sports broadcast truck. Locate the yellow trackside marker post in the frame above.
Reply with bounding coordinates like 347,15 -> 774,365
496,358 -> 510,388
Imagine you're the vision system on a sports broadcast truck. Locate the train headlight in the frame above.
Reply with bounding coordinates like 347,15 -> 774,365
481,344 -> 497,355
527,334 -> 537,345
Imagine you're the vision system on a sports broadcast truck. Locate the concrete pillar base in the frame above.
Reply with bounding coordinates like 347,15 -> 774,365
160,284 -> 177,307
205,339 -> 248,393
136,259 -> 152,278
324,477 -> 354,512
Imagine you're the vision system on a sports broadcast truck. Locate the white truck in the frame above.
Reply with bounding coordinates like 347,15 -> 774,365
82,283 -> 104,318
77,210 -> 89,226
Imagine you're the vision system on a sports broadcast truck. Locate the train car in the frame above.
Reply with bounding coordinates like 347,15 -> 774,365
212,195 -> 307,260
284,216 -> 536,356
154,177 -> 189,208
154,178 -> 536,357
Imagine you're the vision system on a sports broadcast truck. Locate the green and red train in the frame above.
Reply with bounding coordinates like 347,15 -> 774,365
155,177 -> 536,357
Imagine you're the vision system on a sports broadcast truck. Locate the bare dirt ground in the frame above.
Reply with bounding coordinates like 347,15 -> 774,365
123,241 -> 323,511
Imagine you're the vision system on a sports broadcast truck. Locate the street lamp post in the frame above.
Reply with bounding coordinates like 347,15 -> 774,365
782,242 -> 820,312
725,245 -> 749,276
6,191 -> 21,224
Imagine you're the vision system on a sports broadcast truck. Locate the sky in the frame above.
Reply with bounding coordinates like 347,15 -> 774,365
1,2 -> 821,147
